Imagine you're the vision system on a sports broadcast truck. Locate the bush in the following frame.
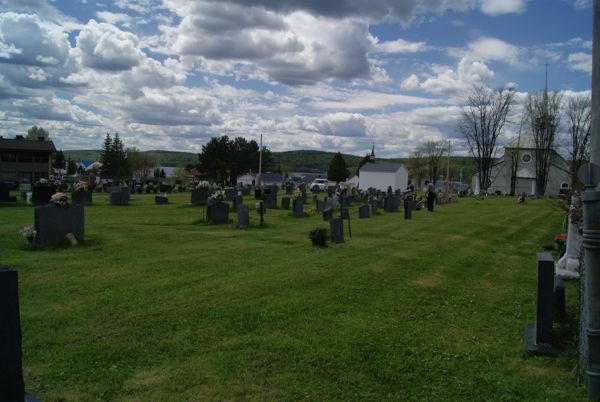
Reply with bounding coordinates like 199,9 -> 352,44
309,227 -> 328,247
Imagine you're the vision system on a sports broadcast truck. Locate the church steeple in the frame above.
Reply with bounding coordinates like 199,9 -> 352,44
370,142 -> 375,162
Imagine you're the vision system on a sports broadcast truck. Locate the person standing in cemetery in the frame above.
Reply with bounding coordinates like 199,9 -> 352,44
404,180 -> 415,219
426,181 -> 436,212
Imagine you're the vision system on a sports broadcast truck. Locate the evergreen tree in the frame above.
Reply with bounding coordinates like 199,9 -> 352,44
67,158 -> 77,175
53,150 -> 66,172
327,152 -> 349,182
100,133 -> 113,178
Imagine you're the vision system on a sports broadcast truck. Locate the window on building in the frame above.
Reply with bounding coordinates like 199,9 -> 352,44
34,153 -> 47,163
1,152 -> 16,162
18,152 -> 33,162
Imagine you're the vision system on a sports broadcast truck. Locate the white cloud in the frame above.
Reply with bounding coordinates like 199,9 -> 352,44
96,11 -> 133,27
75,20 -> 145,71
374,38 -> 426,54
573,0 -> 592,10
401,74 -> 420,90
418,57 -> 494,94
479,0 -> 528,15
468,37 -> 520,64
567,52 -> 592,73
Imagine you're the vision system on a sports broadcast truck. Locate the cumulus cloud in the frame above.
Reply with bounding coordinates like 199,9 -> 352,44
75,20 -> 145,71
374,38 -> 426,54
567,52 -> 592,73
0,13 -> 70,67
479,0 -> 527,16
418,58 -> 494,94
467,37 -> 520,64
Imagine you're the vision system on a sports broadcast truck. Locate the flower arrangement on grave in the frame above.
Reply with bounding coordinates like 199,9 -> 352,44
197,180 -> 210,188
74,180 -> 88,192
293,188 -> 302,200
35,178 -> 49,187
49,192 -> 69,207
20,225 -> 36,242
209,189 -> 224,203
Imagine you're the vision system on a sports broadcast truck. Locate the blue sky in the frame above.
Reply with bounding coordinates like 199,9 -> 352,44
0,0 -> 592,157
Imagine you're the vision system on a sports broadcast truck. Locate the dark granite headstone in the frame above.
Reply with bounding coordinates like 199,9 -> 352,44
312,195 -> 318,204
371,199 -> 380,215
524,252 -> 560,356
340,208 -> 349,220
359,204 -> 370,219
191,187 -> 209,205
0,266 -> 25,402
32,185 -> 55,205
224,187 -> 237,201
34,204 -> 84,246
155,195 -> 168,204
206,202 -> 230,224
322,207 -> 333,221
237,204 -> 249,228
384,195 -> 399,212
301,190 -> 307,203
0,182 -> 16,202
232,195 -> 243,210
281,197 -> 290,210
315,199 -> 324,212
293,199 -> 304,217
109,187 -> 130,205
262,193 -> 277,209
330,218 -> 344,244
241,187 -> 251,196
71,191 -> 92,205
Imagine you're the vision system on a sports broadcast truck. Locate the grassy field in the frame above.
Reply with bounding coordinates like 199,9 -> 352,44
0,193 -> 586,401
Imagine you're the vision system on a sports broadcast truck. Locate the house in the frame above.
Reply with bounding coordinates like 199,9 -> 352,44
471,133 -> 570,196
0,135 -> 56,182
237,172 -> 284,186
358,162 -> 409,191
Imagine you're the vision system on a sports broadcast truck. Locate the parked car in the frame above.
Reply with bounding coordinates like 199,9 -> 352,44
310,178 -> 328,192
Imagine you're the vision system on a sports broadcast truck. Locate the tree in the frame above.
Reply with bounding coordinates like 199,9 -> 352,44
405,149 -> 427,186
53,150 -> 66,172
508,114 -> 526,196
526,89 -> 562,196
66,158 -> 77,175
458,85 -> 515,195
565,94 -> 591,192
327,152 -> 349,182
171,165 -> 189,187
100,133 -> 114,179
198,136 -> 273,184
356,153 -> 373,176
99,132 -> 129,183
26,125 -> 50,140
417,140 -> 447,184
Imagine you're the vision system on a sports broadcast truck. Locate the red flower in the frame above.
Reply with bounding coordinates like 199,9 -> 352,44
554,233 -> 567,242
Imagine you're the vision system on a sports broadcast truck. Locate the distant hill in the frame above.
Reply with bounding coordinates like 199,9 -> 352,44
63,149 -> 475,182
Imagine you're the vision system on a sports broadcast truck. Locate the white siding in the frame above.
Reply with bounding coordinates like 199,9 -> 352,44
358,166 -> 408,191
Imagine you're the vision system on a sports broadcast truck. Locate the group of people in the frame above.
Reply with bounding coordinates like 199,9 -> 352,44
402,180 -> 437,216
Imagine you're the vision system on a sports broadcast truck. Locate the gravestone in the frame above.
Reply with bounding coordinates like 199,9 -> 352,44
232,195 -> 243,210
404,197 -> 413,219
237,204 -> 249,228
315,199 -> 324,212
155,195 -> 168,204
0,182 -> 16,202
206,202 -> 230,224
241,187 -> 251,196
109,187 -> 130,205
224,187 -> 237,201
0,266 -> 25,402
330,218 -> 344,244
71,191 -> 92,205
371,199 -> 380,215
384,195 -> 399,212
301,190 -> 307,203
262,193 -> 277,209
322,207 -> 333,221
340,208 -> 349,220
34,204 -> 84,247
281,197 -> 290,210
32,185 -> 55,205
191,187 -> 209,205
524,252 -> 560,356
359,204 -> 370,219
293,199 -> 304,217
285,183 -> 293,194
313,195 -> 318,204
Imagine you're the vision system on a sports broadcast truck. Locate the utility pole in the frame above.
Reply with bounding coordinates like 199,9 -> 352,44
445,139 -> 450,201
257,134 -> 263,187
580,1 -> 600,399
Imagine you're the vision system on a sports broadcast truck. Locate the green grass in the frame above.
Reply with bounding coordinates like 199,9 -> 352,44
0,194 -> 586,401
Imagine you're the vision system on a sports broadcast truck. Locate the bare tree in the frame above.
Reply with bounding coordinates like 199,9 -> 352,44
526,90 -> 562,196
417,140 -> 446,184
458,85 -> 515,194
405,149 -> 427,186
565,94 -> 591,192
508,114 -> 527,196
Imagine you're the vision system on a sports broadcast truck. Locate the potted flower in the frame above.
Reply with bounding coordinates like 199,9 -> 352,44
72,180 -> 92,205
20,225 -> 36,244
206,189 -> 229,223
49,192 -> 69,207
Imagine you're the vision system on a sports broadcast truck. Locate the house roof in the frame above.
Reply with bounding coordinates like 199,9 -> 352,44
360,162 -> 402,173
0,137 -> 56,152
260,172 -> 283,182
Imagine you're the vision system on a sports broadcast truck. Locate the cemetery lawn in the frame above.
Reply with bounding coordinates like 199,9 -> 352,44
0,194 -> 586,401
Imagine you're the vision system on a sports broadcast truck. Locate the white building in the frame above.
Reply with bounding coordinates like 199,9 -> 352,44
471,134 -> 571,196
358,162 -> 409,192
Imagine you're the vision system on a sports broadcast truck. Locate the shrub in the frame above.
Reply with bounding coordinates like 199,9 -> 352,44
309,227 -> 328,247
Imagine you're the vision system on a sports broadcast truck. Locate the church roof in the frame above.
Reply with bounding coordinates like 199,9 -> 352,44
360,162 -> 403,173
505,133 -> 536,149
